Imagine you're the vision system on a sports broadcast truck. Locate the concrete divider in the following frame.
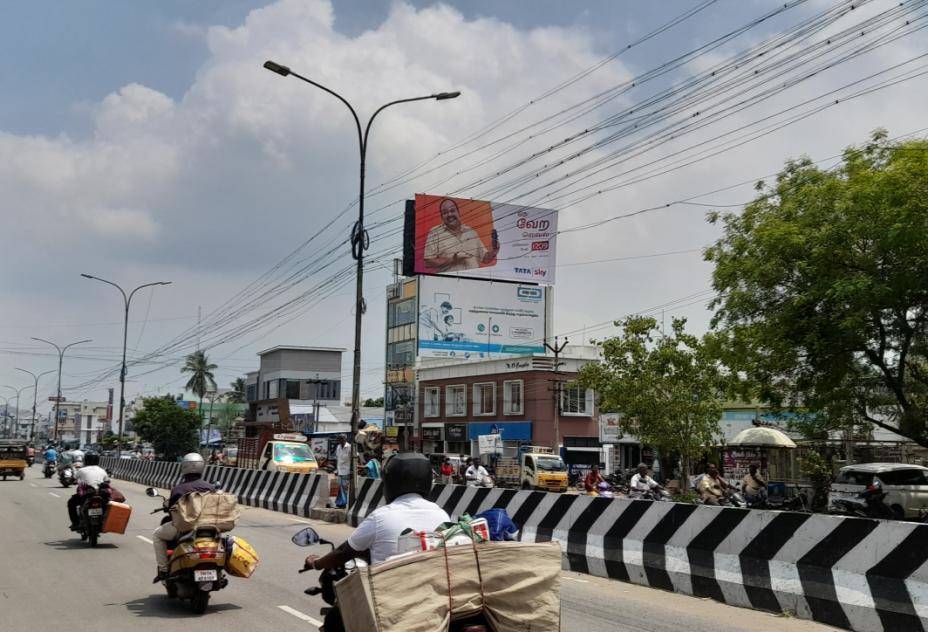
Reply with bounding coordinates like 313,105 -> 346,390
100,457 -> 328,519
347,479 -> 928,632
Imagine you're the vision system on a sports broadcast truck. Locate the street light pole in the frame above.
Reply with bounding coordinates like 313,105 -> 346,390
31,338 -> 93,443
263,59 -> 459,504
80,275 -> 171,458
15,368 -> 55,442
0,396 -> 9,438
1,384 -> 30,439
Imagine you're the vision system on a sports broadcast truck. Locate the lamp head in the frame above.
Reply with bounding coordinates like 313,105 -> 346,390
263,60 -> 291,77
433,91 -> 461,101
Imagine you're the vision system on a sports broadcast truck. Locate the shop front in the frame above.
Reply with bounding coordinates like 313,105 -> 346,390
445,423 -> 468,456
421,424 -> 444,455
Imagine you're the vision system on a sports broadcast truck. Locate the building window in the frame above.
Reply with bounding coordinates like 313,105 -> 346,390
445,385 -> 466,417
473,383 -> 496,416
285,380 -> 301,399
424,387 -> 441,417
387,340 -> 415,367
503,380 -> 523,415
245,384 -> 257,402
388,298 -> 417,327
562,385 -> 593,416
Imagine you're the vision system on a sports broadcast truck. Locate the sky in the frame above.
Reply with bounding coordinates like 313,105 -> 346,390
1,0 -> 926,416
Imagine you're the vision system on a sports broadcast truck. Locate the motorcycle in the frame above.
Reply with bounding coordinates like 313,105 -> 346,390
586,481 -> 616,499
76,482 -> 112,547
628,487 -> 671,501
831,479 -> 895,519
59,465 -> 78,488
44,460 -> 57,479
293,526 -> 491,632
146,486 -> 235,614
466,474 -> 494,488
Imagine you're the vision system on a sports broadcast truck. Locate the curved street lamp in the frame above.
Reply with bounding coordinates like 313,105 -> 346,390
30,338 -> 93,441
263,59 -> 459,504
15,368 -> 56,442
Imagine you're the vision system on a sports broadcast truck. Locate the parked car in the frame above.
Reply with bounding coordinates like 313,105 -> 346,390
828,463 -> 928,519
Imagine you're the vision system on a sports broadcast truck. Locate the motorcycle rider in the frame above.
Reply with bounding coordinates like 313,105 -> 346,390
698,463 -> 736,505
44,445 -> 58,470
629,463 -> 664,495
741,464 -> 767,501
583,465 -> 605,492
152,453 -> 215,580
465,458 -> 491,486
305,453 -> 449,570
67,451 -> 109,530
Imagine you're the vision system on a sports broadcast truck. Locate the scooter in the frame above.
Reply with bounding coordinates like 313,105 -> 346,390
44,460 -> 56,479
831,479 -> 895,519
586,481 -> 616,499
59,464 -> 78,488
628,487 -> 671,501
147,487 -> 233,614
293,526 -> 491,632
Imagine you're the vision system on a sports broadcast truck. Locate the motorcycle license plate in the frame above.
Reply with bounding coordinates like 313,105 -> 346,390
87,508 -> 103,516
194,570 -> 218,582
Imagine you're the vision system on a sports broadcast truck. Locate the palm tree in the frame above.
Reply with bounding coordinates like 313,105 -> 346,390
226,377 -> 246,403
182,350 -> 217,425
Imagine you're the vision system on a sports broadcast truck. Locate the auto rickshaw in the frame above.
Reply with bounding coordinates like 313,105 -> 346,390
0,439 -> 28,481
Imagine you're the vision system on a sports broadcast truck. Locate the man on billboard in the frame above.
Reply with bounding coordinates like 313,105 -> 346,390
419,301 -> 454,340
423,198 -> 499,272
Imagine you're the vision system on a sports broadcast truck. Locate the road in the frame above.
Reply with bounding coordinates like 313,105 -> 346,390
0,467 -> 840,631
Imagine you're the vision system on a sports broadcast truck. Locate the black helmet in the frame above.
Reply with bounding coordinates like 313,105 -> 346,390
84,451 -> 100,466
382,453 -> 432,503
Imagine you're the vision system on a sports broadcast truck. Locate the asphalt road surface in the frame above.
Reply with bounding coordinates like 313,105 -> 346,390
0,467 -> 840,631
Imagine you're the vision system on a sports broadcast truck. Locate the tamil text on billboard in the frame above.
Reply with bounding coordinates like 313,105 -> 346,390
418,276 -> 546,359
406,194 -> 557,284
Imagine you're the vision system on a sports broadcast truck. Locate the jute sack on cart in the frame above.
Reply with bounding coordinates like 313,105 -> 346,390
336,540 -> 561,632
171,491 -> 240,532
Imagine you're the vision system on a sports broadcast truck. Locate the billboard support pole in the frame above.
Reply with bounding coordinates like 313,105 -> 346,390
262,59 -> 460,506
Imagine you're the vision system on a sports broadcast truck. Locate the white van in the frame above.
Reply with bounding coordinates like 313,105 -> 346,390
828,463 -> 928,519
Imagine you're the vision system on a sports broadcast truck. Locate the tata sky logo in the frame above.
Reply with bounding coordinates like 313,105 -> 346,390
517,287 -> 543,301
514,267 -> 531,275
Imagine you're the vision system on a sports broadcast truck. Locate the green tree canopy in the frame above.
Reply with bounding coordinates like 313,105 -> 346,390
225,377 -> 246,403
182,350 -> 217,421
705,131 -> 928,447
363,397 -> 384,408
578,316 -> 732,479
132,396 -> 199,460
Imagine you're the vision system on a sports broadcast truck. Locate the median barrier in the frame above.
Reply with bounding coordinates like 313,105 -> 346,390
347,479 -> 928,632
100,457 -> 328,518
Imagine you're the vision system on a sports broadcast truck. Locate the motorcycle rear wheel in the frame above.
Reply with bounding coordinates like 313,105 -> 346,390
190,591 -> 210,615
89,530 -> 98,547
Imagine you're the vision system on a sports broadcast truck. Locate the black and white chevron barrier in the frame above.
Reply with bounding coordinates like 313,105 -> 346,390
347,479 -> 928,632
100,457 -> 328,518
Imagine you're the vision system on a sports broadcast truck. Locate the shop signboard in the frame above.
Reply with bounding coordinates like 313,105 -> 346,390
446,424 -> 467,442
418,276 -> 547,359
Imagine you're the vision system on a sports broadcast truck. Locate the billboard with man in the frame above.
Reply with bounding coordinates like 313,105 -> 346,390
418,276 -> 547,359
405,194 -> 557,284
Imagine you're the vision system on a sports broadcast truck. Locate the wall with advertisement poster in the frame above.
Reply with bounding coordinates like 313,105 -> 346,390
417,276 -> 547,359
403,194 -> 557,284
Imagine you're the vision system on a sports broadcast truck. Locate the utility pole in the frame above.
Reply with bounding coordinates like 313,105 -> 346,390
545,336 -> 568,452
31,338 -> 92,442
15,368 -> 55,442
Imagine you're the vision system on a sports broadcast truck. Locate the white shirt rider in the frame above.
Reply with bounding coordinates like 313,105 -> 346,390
630,471 -> 659,492
76,465 -> 109,490
334,442 -> 351,476
466,464 -> 489,482
347,493 -> 450,564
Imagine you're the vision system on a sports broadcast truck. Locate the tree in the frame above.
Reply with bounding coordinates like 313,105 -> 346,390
706,131 -> 928,447
132,396 -> 200,460
225,377 -> 246,403
578,316 -> 732,481
363,397 -> 384,408
182,350 -> 218,423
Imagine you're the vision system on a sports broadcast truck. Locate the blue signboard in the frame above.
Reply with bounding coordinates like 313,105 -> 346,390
466,421 -> 532,441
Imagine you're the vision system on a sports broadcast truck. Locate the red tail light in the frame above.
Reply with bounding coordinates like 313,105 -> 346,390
198,552 -> 218,559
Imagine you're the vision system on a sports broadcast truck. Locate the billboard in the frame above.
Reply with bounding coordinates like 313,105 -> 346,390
418,276 -> 547,359
405,194 -> 557,284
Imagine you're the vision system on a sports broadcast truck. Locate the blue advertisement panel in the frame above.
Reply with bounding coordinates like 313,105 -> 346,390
418,276 -> 546,360
466,421 -> 532,441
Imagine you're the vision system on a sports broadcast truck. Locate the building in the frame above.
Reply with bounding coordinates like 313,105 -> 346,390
415,353 -> 599,462
54,400 -> 109,446
244,346 -> 345,432
383,277 -> 418,447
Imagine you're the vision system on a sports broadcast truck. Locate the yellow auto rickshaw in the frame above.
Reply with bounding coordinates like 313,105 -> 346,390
0,439 -> 28,481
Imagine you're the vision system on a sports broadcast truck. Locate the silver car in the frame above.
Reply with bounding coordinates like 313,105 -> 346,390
828,462 -> 928,519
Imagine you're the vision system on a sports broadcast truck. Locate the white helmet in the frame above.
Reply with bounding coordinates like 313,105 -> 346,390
180,452 -> 205,477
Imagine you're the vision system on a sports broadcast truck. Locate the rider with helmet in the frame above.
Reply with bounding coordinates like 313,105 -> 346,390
67,451 -> 109,530
304,453 -> 449,569
152,453 -> 215,579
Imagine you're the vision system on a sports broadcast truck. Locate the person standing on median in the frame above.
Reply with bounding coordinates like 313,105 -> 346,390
334,434 -> 351,509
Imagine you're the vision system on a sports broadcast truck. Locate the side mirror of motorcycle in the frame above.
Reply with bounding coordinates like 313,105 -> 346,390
292,527 -> 327,547
145,487 -> 159,497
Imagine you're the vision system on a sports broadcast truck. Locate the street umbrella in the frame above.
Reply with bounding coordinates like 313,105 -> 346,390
728,426 -> 797,448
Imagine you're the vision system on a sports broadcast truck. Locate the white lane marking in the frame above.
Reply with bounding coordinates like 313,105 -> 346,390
137,535 -> 154,544
278,605 -> 323,627
287,517 -> 314,524
48,492 -> 61,498
30,483 -> 38,487
561,575 -> 589,583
